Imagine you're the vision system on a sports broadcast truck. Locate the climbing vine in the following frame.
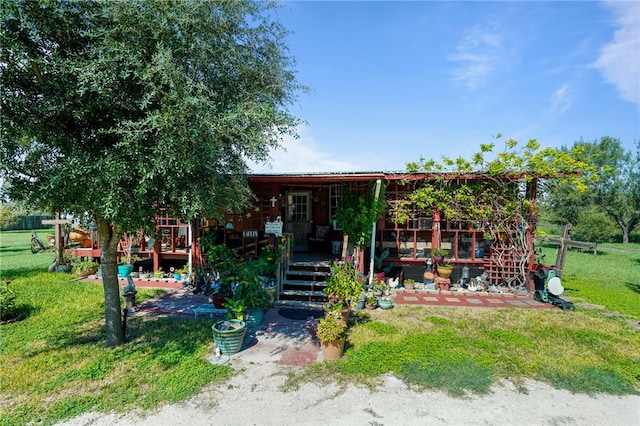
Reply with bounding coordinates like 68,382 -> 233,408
335,182 -> 387,249
402,136 -> 592,287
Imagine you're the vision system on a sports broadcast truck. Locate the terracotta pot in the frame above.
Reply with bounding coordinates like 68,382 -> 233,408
321,338 -> 345,361
325,308 -> 351,324
404,282 -> 415,290
211,296 -> 227,309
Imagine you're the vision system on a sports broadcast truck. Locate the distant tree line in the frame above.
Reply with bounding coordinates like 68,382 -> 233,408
540,137 -> 639,244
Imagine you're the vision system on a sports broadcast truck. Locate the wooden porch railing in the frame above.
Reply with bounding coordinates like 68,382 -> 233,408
275,233 -> 293,301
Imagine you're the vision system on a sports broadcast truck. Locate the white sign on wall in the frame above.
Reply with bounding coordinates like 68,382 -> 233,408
264,220 -> 283,237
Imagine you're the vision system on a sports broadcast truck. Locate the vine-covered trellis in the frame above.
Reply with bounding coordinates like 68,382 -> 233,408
398,136 -> 591,287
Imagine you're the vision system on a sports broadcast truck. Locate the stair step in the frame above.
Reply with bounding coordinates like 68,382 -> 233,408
274,300 -> 326,309
283,278 -> 327,286
286,269 -> 330,277
279,289 -> 327,298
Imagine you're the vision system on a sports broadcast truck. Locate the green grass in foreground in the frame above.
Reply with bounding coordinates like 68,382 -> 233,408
284,307 -> 640,397
0,230 -> 232,426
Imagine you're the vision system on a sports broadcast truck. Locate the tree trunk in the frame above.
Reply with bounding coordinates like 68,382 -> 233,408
96,214 -> 125,347
622,227 -> 629,244
613,215 -> 631,244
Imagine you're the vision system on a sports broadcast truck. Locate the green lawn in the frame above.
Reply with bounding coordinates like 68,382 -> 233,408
536,242 -> 640,317
0,230 -> 232,426
1,229 -> 639,426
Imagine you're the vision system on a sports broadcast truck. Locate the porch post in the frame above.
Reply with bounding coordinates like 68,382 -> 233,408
368,179 -> 382,286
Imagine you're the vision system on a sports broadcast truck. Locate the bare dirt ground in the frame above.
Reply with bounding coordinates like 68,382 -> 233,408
58,290 -> 640,426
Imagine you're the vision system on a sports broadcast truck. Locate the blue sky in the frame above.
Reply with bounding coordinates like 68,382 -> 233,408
250,0 -> 640,173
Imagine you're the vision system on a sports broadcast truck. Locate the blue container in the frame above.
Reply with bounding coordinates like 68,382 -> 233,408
377,298 -> 393,310
244,309 -> 265,330
118,265 -> 133,277
212,320 -> 247,355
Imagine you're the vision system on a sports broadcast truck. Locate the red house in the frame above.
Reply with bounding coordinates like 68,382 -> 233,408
76,171 -> 540,299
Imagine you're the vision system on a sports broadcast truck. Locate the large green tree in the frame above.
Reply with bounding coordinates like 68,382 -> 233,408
543,137 -> 639,244
1,0 -> 303,346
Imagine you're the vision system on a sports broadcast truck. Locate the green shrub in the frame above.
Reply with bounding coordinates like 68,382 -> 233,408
572,208 -> 618,243
0,280 -> 18,321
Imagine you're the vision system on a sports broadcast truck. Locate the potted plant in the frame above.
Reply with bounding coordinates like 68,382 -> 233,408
53,249 -> 76,273
232,268 -> 271,330
404,278 -> 416,290
377,296 -> 393,310
223,298 -> 245,322
173,264 -> 189,281
372,278 -> 389,296
373,248 -> 393,280
431,248 -> 448,264
315,309 -> 348,361
324,256 -> 366,314
117,233 -> 138,277
71,259 -> 99,277
118,256 -> 136,278
437,262 -> 454,279
210,276 -> 235,308
212,318 -> 247,355
208,244 -> 238,277
255,244 -> 280,284
365,295 -> 377,310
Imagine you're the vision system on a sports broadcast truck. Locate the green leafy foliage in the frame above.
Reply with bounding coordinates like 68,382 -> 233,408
316,309 -> 348,343
324,257 -> 366,308
0,280 -> 18,321
542,137 -> 639,243
0,0 -> 304,346
0,204 -> 19,230
402,136 -> 594,287
223,298 -> 245,321
571,208 -> 619,243
335,182 -> 387,248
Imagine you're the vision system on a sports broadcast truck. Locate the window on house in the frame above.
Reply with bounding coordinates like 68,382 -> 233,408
329,185 -> 342,229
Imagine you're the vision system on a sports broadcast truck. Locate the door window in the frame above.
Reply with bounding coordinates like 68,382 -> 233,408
287,192 -> 310,222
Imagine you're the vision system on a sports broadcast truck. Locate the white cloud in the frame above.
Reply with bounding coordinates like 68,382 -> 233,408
594,0 -> 640,106
448,24 -> 505,90
551,83 -> 573,115
247,126 -> 360,173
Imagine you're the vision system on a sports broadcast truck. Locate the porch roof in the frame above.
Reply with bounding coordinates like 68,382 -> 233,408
247,170 -> 548,184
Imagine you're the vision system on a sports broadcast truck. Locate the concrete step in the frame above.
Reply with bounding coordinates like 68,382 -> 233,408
280,289 -> 326,298
274,300 -> 326,309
